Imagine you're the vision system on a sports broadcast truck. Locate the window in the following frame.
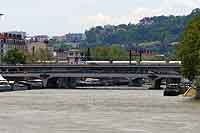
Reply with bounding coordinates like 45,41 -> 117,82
69,52 -> 73,56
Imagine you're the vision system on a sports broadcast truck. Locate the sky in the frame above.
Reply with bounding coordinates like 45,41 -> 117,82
0,0 -> 200,36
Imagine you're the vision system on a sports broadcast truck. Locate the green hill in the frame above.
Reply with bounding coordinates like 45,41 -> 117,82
82,8 -> 200,55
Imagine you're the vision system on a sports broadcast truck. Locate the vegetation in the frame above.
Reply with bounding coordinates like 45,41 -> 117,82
177,15 -> 200,81
3,49 -> 27,64
82,8 -> 200,55
31,47 -> 53,63
82,45 -> 129,61
2,47 -> 53,64
83,45 -> 164,61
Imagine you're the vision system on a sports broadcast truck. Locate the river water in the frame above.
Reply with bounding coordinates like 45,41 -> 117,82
0,89 -> 199,133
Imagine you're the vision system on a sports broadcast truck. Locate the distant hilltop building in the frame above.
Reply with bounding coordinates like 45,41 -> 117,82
139,17 -> 154,25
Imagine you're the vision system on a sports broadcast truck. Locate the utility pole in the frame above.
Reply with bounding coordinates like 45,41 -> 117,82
129,50 -> 132,65
0,14 -> 4,64
139,49 -> 142,64
87,48 -> 91,61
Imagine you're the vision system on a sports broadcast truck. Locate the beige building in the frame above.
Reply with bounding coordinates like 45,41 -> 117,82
27,42 -> 48,54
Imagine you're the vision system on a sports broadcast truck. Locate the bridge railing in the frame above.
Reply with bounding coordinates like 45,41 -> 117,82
0,70 -> 181,76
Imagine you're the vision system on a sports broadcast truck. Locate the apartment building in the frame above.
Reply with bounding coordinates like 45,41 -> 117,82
0,33 -> 26,63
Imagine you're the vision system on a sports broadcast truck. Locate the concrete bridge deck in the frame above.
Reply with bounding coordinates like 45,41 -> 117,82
2,72 -> 181,78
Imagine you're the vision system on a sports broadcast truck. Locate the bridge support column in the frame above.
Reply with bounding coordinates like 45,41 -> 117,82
149,78 -> 163,90
42,79 -> 49,88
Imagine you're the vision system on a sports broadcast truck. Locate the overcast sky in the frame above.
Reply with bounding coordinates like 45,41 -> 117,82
0,0 -> 200,36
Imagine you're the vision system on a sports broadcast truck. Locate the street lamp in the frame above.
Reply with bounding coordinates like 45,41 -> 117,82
0,14 -> 4,19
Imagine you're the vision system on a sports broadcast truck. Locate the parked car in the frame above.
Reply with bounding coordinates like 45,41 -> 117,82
0,81 -> 12,91
179,79 -> 192,94
13,82 -> 29,91
164,83 -> 180,96
77,78 -> 104,86
163,78 -> 181,96
16,81 -> 32,90
27,79 -> 43,89
16,79 -> 43,90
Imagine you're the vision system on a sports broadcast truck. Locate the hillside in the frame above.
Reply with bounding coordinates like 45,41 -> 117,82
82,8 -> 200,55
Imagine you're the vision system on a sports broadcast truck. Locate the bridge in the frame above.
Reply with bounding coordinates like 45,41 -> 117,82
0,64 -> 182,89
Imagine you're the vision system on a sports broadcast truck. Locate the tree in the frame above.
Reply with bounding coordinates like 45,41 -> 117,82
110,45 -> 128,60
82,9 -> 200,55
177,15 -> 200,80
34,47 -> 53,63
3,49 -> 27,64
87,45 -> 128,61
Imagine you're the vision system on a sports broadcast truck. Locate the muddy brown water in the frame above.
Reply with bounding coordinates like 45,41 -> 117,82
0,89 -> 199,133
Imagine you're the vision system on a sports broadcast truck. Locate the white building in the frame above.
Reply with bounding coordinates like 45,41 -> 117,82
66,49 -> 82,64
31,35 -> 49,43
7,31 -> 26,39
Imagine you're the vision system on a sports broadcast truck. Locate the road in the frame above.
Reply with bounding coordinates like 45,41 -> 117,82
0,89 -> 199,133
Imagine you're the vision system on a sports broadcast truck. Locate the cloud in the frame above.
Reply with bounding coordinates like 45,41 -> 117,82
81,8 -> 163,27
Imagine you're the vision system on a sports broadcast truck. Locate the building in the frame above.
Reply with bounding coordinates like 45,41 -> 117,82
53,48 -> 83,64
139,17 -> 154,25
30,35 -> 49,43
66,49 -> 82,64
53,48 -> 69,61
7,31 -> 26,39
0,32 -> 26,63
26,42 -> 48,54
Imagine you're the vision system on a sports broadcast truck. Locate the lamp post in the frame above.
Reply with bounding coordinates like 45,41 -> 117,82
0,14 -> 4,63
129,49 -> 132,65
0,14 -> 4,20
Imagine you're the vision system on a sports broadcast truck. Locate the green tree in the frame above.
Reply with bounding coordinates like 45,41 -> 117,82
88,45 -> 128,61
110,45 -> 128,60
177,15 -> 200,80
34,48 -> 53,63
3,49 -> 27,64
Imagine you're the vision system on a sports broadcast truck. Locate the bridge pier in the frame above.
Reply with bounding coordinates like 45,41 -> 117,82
42,79 -> 48,88
149,78 -> 163,90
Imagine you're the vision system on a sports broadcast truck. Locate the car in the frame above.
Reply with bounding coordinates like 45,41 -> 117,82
27,79 -> 43,89
163,78 -> 181,96
16,81 -> 32,90
13,82 -> 29,91
163,83 -> 180,96
0,81 -> 12,91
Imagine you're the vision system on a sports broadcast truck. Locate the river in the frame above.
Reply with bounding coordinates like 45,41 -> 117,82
0,89 -> 199,133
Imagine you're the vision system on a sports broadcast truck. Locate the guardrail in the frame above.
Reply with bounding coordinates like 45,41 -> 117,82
0,70 -> 181,75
